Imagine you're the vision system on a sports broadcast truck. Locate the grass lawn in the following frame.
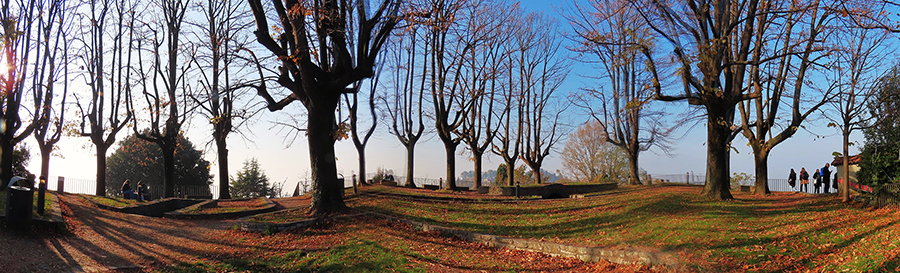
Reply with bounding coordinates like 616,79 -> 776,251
248,208 -> 312,223
157,215 -> 642,273
82,194 -> 139,208
348,185 -> 900,272
0,189 -> 53,217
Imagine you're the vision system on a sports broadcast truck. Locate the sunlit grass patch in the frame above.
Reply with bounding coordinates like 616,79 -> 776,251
349,186 -> 900,271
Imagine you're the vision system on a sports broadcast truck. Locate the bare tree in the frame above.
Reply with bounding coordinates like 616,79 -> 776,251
31,0 -> 75,185
566,0 -> 673,185
634,0 -> 791,199
825,3 -> 892,202
424,0 -> 468,190
491,7 -> 528,187
247,0 -> 400,214
130,0 -> 193,198
735,0 -> 834,195
519,15 -> 568,185
455,0 -> 511,189
0,0 -> 42,188
189,0 -> 257,199
75,0 -> 137,196
384,24 -> 427,188
344,67 -> 381,191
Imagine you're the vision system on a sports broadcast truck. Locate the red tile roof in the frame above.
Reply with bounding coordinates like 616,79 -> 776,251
832,154 -> 861,166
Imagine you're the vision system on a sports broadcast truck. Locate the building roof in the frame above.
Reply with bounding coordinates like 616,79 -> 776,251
832,154 -> 862,166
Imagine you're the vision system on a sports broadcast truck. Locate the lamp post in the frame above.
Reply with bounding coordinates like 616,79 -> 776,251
37,176 -> 46,215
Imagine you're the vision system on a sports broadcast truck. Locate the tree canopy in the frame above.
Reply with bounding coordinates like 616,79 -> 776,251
106,133 -> 212,195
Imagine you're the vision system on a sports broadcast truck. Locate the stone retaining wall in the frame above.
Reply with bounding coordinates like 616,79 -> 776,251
498,183 -> 618,198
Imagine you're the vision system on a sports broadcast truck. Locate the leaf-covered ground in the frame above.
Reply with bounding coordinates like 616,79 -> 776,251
350,185 -> 900,272
0,193 -> 659,272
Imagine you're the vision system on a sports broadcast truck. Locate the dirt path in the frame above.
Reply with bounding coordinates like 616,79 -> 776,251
2,194 -> 248,272
0,193 -> 675,272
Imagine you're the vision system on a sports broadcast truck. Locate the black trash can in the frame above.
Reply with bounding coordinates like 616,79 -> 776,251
6,178 -> 33,230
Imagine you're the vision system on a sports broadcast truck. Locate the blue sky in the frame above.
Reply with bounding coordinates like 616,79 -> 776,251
26,0 -> 870,193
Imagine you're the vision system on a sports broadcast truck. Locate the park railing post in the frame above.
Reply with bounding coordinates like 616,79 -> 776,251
57,177 -> 65,194
515,182 -> 520,199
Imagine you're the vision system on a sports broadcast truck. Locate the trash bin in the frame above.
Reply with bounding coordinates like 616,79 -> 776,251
6,177 -> 33,230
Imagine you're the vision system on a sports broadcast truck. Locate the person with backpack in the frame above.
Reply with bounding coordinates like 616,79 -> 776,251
800,168 -> 810,193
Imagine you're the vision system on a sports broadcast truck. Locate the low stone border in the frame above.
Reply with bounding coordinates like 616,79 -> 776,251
365,211 -> 683,269
165,198 -> 278,220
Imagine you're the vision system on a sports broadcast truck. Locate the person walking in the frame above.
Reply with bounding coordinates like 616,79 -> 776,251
821,163 -> 831,194
788,169 -> 797,191
800,168 -> 810,193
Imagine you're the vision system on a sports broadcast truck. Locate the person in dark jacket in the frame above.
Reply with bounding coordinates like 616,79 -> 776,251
800,168 -> 810,193
821,163 -> 831,194
833,172 -> 839,190
121,179 -> 134,200
813,168 -> 821,194
788,169 -> 797,191
136,181 -> 147,201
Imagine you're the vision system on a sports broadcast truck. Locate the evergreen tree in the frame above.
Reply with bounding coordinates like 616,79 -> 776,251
857,65 -> 900,185
230,158 -> 275,198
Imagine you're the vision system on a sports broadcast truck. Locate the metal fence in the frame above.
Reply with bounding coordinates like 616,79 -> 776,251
856,183 -> 900,208
45,176 -> 222,199
648,174 -> 838,194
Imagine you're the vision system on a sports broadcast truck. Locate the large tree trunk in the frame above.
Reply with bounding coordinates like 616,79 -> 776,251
753,150 -> 771,195
162,145 -> 176,198
404,142 -> 416,188
842,132 -> 850,202
533,163 -> 543,185
0,131 -> 13,189
700,106 -> 735,200
357,147 -> 366,188
444,144 -> 458,191
627,151 -> 641,185
473,150 -> 483,189
215,135 -> 230,199
95,144 -> 108,196
506,159 -> 516,186
308,101 -> 345,215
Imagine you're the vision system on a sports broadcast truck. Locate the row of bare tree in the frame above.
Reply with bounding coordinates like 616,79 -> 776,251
0,0 -> 261,201
378,0 -> 569,191
567,0 -> 899,202
2,0 -> 897,216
